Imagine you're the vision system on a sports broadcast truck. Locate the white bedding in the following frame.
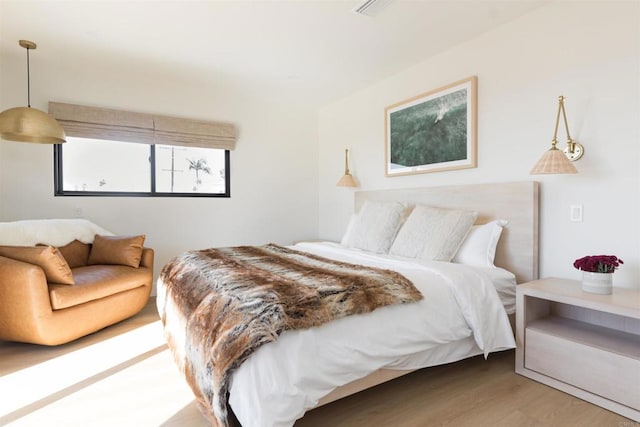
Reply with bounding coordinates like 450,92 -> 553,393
228,242 -> 515,426
468,265 -> 517,314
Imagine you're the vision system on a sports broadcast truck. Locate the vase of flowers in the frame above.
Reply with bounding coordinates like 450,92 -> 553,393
573,255 -> 623,295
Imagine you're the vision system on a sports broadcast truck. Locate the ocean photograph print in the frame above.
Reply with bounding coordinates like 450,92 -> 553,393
385,76 -> 477,176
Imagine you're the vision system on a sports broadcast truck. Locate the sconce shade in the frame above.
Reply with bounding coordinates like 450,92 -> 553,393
336,148 -> 358,187
337,173 -> 358,187
0,107 -> 66,144
530,146 -> 578,174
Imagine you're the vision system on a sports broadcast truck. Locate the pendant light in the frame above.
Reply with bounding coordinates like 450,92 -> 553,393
0,40 -> 66,144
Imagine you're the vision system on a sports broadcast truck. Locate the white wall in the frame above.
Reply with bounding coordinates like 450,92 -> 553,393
0,46 -> 319,283
318,1 -> 640,289
2,1 -> 638,290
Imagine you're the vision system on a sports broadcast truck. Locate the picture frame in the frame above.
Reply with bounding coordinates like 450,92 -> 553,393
385,76 -> 477,176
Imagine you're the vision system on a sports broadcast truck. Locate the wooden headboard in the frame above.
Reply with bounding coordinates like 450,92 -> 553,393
354,181 -> 539,283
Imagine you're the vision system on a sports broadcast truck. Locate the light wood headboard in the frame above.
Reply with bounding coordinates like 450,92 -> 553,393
354,181 -> 539,283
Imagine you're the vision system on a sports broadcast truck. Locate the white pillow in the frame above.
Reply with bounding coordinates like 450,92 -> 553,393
453,219 -> 508,267
389,205 -> 478,261
340,214 -> 357,246
341,201 -> 408,253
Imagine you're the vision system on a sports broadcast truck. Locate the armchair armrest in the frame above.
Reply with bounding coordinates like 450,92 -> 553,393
0,256 -> 54,342
140,247 -> 154,270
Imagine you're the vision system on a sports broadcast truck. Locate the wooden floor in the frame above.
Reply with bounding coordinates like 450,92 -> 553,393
0,299 -> 635,427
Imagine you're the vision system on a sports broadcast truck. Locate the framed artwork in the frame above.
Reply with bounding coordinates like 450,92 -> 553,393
385,76 -> 477,176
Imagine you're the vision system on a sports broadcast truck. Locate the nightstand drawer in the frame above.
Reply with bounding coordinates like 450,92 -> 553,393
525,327 -> 640,410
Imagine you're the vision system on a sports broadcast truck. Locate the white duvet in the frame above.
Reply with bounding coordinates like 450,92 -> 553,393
228,242 -> 515,426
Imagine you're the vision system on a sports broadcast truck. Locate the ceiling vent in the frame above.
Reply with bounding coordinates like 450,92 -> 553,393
353,0 -> 394,17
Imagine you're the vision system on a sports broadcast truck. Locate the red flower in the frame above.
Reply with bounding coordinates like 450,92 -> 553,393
573,255 -> 623,273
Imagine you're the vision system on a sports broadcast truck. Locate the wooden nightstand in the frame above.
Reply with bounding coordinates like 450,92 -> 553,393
515,278 -> 640,422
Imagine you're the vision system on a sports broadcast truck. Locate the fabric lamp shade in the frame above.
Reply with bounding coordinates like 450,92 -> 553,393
530,146 -> 578,174
337,173 -> 358,187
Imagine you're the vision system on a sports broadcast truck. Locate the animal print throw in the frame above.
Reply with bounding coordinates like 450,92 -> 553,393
157,243 -> 422,427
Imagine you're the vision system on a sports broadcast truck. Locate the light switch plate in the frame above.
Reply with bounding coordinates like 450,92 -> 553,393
570,204 -> 583,222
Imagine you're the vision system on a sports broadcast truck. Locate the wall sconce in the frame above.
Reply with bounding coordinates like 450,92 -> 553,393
530,95 -> 584,174
0,40 -> 66,144
336,149 -> 358,187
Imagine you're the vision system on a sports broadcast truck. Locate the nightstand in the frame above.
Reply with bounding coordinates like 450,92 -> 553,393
515,278 -> 640,422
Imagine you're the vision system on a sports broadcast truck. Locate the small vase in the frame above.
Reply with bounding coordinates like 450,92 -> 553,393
582,271 -> 613,295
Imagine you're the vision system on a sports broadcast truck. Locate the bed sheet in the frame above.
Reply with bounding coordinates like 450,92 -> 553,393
468,265 -> 517,314
228,242 -> 515,427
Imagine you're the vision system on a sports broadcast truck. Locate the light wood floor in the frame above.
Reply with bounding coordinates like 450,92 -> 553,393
0,299 -> 635,427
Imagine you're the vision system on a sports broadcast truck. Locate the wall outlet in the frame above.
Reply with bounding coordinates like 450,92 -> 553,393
74,207 -> 83,218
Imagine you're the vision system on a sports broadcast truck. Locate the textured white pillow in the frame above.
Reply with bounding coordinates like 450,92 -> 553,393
341,201 -> 408,253
453,219 -> 508,267
389,205 -> 478,261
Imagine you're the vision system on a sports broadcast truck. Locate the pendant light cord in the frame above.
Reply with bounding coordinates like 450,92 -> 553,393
26,46 -> 31,107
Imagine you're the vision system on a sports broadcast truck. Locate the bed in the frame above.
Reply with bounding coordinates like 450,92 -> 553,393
157,181 -> 539,427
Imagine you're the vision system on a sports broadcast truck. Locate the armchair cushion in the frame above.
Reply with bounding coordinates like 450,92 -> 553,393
0,245 -> 74,285
88,235 -> 146,268
57,239 -> 91,268
49,265 -> 151,309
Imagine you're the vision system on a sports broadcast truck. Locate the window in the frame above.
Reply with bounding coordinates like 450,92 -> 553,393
54,138 -> 230,197
49,102 -> 236,198
155,144 -> 227,194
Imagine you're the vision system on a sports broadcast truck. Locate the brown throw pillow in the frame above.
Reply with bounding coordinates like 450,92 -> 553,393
87,235 -> 146,268
0,245 -> 75,285
57,239 -> 91,268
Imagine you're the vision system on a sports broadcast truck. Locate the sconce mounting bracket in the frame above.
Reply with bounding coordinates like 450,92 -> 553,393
563,142 -> 584,161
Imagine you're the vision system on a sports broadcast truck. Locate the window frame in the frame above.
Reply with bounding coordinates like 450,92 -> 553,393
53,143 -> 231,198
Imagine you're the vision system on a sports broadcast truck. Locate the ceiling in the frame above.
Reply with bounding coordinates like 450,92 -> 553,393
0,0 -> 548,108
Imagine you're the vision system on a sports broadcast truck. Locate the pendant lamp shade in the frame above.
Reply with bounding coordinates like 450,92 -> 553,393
0,40 -> 66,144
0,107 -> 66,144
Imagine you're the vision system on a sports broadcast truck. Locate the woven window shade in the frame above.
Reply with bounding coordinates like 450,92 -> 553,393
153,115 -> 236,150
48,102 -> 236,150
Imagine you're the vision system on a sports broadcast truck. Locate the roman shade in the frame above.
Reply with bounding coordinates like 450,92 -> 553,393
48,102 -> 236,150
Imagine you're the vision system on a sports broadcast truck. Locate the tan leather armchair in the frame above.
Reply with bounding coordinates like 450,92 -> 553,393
0,247 -> 153,346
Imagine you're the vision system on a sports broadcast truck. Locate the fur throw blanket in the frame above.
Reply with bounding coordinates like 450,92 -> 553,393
0,219 -> 113,247
157,243 -> 422,427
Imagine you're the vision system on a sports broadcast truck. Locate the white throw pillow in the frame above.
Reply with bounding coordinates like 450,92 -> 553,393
389,205 -> 478,261
453,219 -> 508,267
341,201 -> 408,253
